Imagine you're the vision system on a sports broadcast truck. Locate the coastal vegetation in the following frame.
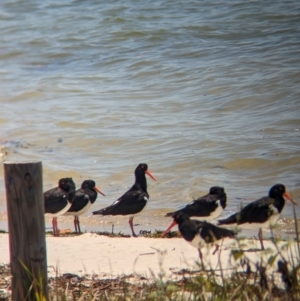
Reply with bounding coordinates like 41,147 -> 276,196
0,226 -> 299,301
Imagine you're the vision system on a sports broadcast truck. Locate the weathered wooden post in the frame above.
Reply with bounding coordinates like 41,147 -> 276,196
4,161 -> 48,301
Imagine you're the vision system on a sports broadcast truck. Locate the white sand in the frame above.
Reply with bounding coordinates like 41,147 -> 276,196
0,233 -> 298,280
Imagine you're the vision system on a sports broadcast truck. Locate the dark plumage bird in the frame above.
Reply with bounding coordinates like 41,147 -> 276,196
44,178 -> 76,236
162,186 -> 227,236
172,212 -> 235,265
64,180 -> 105,233
93,163 -> 157,237
218,184 -> 296,250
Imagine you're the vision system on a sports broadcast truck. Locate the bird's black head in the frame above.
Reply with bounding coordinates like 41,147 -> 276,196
269,184 -> 286,198
135,163 -> 157,183
269,184 -> 296,207
81,180 -> 96,190
58,178 -> 76,192
58,178 -> 76,201
209,186 -> 227,209
209,186 -> 225,195
81,179 -> 105,196
173,212 -> 190,225
136,163 -> 149,173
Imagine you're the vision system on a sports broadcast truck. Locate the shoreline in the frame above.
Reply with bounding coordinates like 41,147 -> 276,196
0,210 -> 299,241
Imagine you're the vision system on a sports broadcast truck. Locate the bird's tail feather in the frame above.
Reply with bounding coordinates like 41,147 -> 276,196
165,211 -> 175,217
222,227 -> 236,238
92,206 -> 112,215
217,214 -> 237,225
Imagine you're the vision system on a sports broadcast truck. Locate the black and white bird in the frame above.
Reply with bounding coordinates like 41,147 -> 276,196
64,180 -> 105,233
162,186 -> 227,236
218,184 -> 296,250
172,212 -> 235,266
93,163 -> 157,237
44,178 -> 76,236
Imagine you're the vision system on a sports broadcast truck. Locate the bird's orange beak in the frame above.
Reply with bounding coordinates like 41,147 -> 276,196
284,192 -> 296,205
161,220 -> 177,237
145,170 -> 157,182
93,186 -> 105,196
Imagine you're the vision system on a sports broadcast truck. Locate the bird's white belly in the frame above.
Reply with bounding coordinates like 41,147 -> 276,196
193,200 -> 223,221
187,234 -> 207,250
208,201 -> 223,219
64,201 -> 92,216
45,202 -> 72,217
75,201 -> 92,216
239,212 -> 280,230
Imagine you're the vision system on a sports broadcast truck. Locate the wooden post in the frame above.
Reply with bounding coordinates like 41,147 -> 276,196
4,161 -> 48,301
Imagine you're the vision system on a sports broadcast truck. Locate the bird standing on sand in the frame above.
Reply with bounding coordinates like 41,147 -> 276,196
162,186 -> 227,236
172,212 -> 235,268
93,163 -> 157,237
218,184 -> 296,250
64,180 -> 105,233
44,178 -> 76,236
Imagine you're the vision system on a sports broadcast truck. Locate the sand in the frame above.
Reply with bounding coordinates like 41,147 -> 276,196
0,232 -> 298,281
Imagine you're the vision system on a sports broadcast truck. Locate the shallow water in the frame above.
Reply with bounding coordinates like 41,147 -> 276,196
0,0 -> 300,236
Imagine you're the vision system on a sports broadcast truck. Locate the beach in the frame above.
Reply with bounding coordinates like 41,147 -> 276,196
0,232 -> 298,281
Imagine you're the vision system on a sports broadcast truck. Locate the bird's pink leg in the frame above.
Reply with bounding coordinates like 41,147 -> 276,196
76,216 -> 81,233
258,228 -> 265,250
198,249 -> 204,270
55,217 -> 60,236
129,217 -> 137,237
52,218 -> 56,236
53,217 -> 59,236
212,244 -> 220,255
74,217 -> 78,233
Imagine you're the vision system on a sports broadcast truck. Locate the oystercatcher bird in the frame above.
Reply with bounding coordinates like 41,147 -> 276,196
162,186 -> 227,236
173,212 -> 235,268
93,163 -> 157,237
44,178 -> 76,236
64,180 -> 105,233
218,184 -> 296,250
